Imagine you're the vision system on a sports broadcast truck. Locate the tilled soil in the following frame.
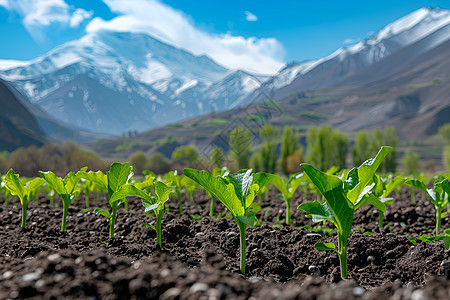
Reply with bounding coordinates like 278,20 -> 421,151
0,187 -> 449,299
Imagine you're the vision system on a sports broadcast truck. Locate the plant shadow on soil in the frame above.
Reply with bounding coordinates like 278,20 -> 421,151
0,187 -> 449,299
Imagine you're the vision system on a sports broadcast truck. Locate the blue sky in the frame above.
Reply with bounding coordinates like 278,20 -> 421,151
0,0 -> 449,74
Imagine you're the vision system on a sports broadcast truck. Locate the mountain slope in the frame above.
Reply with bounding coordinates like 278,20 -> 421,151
0,31 -> 267,135
246,7 -> 450,103
0,79 -> 48,151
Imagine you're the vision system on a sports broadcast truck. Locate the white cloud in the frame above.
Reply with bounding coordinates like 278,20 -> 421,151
70,8 -> 93,28
245,11 -> 258,22
86,0 -> 284,74
0,0 -> 93,42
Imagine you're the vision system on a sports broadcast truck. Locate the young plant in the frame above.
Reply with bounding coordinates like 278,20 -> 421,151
271,172 -> 304,225
372,175 -> 405,228
110,179 -> 174,248
181,176 -> 199,205
80,178 -> 97,208
4,169 -> 45,228
184,168 -> 275,274
406,177 -> 449,235
164,171 -> 184,213
79,162 -> 133,239
39,168 -> 86,231
298,146 -> 391,278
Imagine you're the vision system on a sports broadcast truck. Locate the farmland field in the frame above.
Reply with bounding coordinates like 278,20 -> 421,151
1,185 -> 449,299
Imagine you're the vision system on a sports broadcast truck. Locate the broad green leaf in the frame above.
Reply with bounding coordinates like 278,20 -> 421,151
80,170 -> 108,190
25,177 -> 45,195
298,201 -> 336,225
4,169 -> 26,201
315,242 -> 336,251
39,171 -> 66,196
354,193 -> 387,212
244,183 -> 259,208
142,199 -> 161,213
224,169 -> 253,206
271,175 -> 289,197
383,176 -> 405,198
347,146 -> 392,203
109,184 -> 153,204
247,203 -> 261,213
94,208 -> 110,218
154,181 -> 174,203
184,168 -> 245,217
64,171 -> 80,194
444,236 -> 450,250
301,164 -> 353,239
252,172 -> 276,192
107,162 -> 133,195
405,178 -> 428,192
289,172 -> 304,195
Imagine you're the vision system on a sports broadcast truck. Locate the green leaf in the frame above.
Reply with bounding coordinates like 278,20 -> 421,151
25,177 -> 45,195
109,184 -> 153,204
347,146 -> 392,204
4,169 -> 26,201
154,181 -> 174,203
444,236 -> 450,250
354,193 -> 387,212
94,208 -> 110,218
143,223 -> 156,231
142,199 -> 161,213
383,176 -> 405,198
63,171 -> 81,194
407,237 -> 417,245
300,164 -> 353,238
315,242 -> 336,251
298,201 -> 336,224
247,203 -> 261,213
271,175 -> 289,198
39,171 -> 67,196
252,172 -> 276,192
224,169 -> 253,206
107,162 -> 133,195
184,168 -> 245,217
79,170 -> 108,190
405,178 -> 428,192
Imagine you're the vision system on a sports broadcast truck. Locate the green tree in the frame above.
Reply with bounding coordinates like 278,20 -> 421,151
210,146 -> 225,167
280,126 -> 302,175
146,153 -> 171,174
250,152 -> 261,172
129,151 -> 147,175
229,127 -> 251,169
306,125 -> 347,170
172,145 -> 200,166
403,150 -> 420,174
444,146 -> 450,171
331,130 -> 348,170
352,131 -> 371,166
439,124 -> 450,144
259,124 -> 279,173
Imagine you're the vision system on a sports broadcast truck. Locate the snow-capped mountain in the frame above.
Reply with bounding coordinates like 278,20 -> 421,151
1,7 -> 449,136
250,7 -> 450,101
0,31 -> 267,135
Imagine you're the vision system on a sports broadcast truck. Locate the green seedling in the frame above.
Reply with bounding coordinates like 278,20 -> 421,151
164,171 -> 184,213
408,228 -> 450,250
298,146 -> 391,278
1,175 -> 13,207
39,168 -> 86,231
406,177 -> 449,236
271,173 -> 304,225
80,178 -> 97,208
79,162 -> 133,239
181,176 -> 199,205
4,169 -> 45,228
184,168 -> 274,274
110,179 -> 174,248
372,175 -> 405,228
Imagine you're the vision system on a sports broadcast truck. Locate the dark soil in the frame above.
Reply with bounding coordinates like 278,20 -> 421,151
0,187 -> 449,299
